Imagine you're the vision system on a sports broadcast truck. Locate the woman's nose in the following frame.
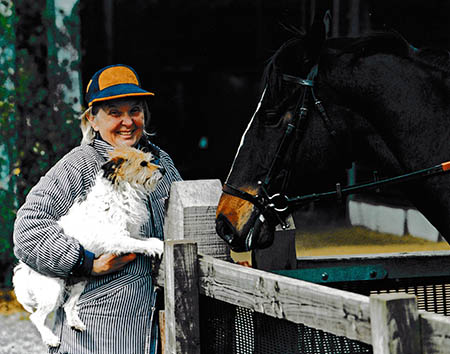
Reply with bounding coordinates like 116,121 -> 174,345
121,114 -> 134,126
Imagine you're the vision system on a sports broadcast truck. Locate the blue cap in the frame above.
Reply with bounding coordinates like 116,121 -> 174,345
85,64 -> 154,107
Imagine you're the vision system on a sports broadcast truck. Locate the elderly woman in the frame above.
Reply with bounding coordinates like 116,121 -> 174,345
13,64 -> 182,353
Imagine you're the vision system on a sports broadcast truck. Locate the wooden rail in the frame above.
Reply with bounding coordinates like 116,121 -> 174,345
198,252 -> 371,344
160,180 -> 450,354
162,240 -> 450,354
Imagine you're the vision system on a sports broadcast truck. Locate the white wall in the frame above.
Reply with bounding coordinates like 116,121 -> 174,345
348,200 -> 440,242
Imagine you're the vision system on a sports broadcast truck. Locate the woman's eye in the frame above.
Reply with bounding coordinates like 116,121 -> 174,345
130,107 -> 142,115
109,110 -> 121,117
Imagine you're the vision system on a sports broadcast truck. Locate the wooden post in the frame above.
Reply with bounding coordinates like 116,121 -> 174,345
159,310 -> 165,354
162,180 -> 232,352
164,240 -> 201,354
420,311 -> 450,354
370,293 -> 420,354
164,179 -> 231,261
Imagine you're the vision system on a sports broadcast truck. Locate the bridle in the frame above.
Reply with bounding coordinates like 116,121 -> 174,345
223,66 -> 326,229
222,67 -> 450,233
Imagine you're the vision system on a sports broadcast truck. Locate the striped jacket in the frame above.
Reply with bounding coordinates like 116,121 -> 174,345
13,138 -> 182,353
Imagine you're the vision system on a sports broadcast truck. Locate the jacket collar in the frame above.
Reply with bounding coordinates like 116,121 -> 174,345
90,136 -> 160,162
91,139 -> 114,161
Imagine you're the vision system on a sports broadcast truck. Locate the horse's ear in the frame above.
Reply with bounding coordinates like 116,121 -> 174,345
323,10 -> 332,39
306,9 -> 332,63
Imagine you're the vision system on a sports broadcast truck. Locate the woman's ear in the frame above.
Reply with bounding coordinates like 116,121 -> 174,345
86,109 -> 99,131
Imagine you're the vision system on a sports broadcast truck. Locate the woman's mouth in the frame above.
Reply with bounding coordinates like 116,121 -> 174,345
117,130 -> 135,137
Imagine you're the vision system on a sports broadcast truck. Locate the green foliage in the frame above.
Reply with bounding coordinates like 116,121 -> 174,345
0,0 -> 18,287
13,0 -> 82,199
0,0 -> 83,287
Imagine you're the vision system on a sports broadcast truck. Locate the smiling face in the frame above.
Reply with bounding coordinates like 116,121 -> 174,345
88,99 -> 145,147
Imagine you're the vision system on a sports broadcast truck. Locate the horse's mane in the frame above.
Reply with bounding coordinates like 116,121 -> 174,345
326,30 -> 450,72
262,30 -> 415,98
330,31 -> 413,59
414,47 -> 450,73
261,29 -> 449,100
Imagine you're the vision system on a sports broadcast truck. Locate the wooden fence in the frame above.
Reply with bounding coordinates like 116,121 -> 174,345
158,180 -> 450,354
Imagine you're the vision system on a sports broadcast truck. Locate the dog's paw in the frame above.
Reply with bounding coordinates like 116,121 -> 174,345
67,316 -> 86,332
43,333 -> 60,348
145,238 -> 164,258
70,322 -> 87,333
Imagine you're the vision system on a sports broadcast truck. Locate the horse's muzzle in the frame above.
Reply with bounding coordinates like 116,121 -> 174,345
216,212 -> 275,252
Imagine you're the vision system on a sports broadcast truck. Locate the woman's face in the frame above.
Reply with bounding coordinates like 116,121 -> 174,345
89,99 -> 145,147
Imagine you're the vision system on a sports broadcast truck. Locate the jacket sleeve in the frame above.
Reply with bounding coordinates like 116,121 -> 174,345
13,154 -> 97,278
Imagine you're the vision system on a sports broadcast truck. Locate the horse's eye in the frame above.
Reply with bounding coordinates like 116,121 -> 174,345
263,109 -> 280,125
266,109 -> 278,119
140,161 -> 148,167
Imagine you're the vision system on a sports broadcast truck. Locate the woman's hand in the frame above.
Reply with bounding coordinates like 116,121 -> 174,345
91,253 -> 137,276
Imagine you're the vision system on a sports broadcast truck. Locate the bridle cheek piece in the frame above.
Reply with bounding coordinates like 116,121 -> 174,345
223,68 -> 321,231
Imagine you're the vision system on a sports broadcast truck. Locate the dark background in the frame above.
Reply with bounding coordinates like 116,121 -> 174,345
79,0 -> 449,182
0,0 -> 448,288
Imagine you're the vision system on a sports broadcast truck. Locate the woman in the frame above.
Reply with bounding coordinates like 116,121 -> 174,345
13,64 -> 182,353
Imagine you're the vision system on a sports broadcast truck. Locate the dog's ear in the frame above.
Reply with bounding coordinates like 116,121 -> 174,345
102,157 -> 125,184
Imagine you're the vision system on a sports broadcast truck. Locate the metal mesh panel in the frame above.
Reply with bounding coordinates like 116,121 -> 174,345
199,295 -> 372,354
331,276 -> 450,316
199,276 -> 450,353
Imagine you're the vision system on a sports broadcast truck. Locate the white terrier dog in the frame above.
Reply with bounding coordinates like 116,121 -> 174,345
13,146 -> 165,347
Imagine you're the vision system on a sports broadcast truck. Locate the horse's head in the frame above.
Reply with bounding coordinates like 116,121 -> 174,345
215,15 -> 353,252
216,22 -> 450,252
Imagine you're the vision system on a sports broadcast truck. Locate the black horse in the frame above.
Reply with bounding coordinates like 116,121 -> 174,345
215,20 -> 450,253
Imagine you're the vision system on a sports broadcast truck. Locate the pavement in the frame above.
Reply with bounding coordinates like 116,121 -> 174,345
0,312 -> 47,354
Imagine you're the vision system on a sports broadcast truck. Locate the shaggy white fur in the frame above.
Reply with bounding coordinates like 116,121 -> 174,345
13,146 -> 165,347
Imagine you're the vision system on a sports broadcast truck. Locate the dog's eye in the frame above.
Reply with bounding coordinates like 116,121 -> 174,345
140,161 -> 148,167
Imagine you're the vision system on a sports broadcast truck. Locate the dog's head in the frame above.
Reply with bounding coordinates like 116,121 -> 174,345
102,146 -> 165,192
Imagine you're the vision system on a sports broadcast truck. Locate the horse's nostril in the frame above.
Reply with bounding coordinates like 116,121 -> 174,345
216,213 -> 235,238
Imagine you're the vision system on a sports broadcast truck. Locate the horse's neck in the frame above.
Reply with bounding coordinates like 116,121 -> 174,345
347,69 -> 450,171
347,73 -> 450,242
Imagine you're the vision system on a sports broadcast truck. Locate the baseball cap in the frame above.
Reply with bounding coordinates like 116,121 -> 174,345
85,64 -> 154,107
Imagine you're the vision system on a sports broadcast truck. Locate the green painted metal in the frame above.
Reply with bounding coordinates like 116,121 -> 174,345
272,264 -> 388,283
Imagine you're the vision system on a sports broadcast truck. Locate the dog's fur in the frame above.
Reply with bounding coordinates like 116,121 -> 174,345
13,146 -> 165,347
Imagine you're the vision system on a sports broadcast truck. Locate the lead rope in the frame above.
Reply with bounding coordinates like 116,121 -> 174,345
287,161 -> 450,208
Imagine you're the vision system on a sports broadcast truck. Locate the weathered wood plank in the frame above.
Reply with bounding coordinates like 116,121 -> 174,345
197,254 -> 372,344
164,241 -> 201,354
420,310 -> 450,354
370,293 -> 420,354
164,179 -> 231,261
159,310 -> 165,354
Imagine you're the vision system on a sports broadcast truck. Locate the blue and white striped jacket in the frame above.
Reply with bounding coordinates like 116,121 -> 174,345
13,138 -> 182,353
